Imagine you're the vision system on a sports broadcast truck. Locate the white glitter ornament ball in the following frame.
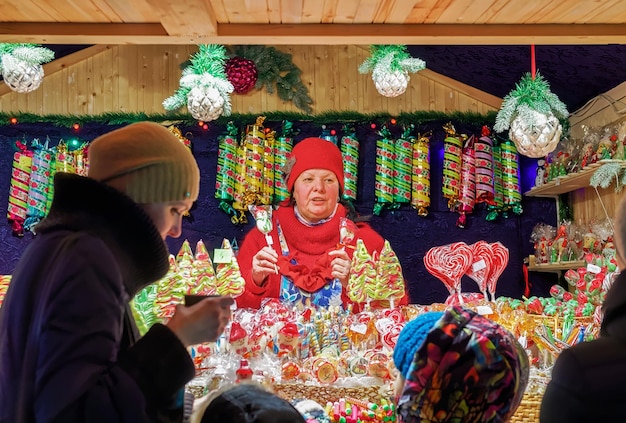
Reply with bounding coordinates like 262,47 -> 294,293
373,70 -> 409,98
509,110 -> 562,158
187,86 -> 224,122
2,56 -> 44,93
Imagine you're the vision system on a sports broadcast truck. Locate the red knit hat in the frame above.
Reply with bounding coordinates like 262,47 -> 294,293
286,137 -> 344,193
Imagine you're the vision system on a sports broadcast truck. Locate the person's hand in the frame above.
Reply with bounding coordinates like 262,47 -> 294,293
251,246 -> 279,286
166,296 -> 234,347
329,248 -> 351,286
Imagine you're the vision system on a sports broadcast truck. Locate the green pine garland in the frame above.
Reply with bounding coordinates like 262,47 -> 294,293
494,72 -> 569,133
228,45 -> 313,114
0,110 -> 497,129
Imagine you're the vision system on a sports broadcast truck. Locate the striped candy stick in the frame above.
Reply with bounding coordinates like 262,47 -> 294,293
411,131 -> 431,216
274,121 -> 294,203
457,135 -> 476,228
374,125 -> 394,215
262,129 -> 275,205
215,122 -> 239,203
475,125 -> 495,205
500,138 -> 523,215
393,125 -> 413,204
7,141 -> 32,236
341,124 -> 359,202
442,122 -> 462,210
24,141 -> 54,232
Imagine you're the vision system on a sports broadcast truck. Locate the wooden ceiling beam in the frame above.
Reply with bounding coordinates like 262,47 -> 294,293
143,0 -> 218,37
0,22 -> 624,45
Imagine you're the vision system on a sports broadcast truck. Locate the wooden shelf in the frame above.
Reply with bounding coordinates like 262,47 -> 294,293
525,162 -> 606,197
527,255 -> 585,272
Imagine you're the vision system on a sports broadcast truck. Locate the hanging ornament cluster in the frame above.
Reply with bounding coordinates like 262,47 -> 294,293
7,137 -> 87,237
373,124 -> 432,215
0,43 -> 54,93
227,45 -> 314,113
358,45 -> 426,98
494,46 -> 568,158
163,44 -> 234,122
225,56 -> 258,94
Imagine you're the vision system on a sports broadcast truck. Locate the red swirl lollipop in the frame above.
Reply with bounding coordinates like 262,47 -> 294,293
486,242 -> 509,301
424,242 -> 473,303
465,240 -> 493,299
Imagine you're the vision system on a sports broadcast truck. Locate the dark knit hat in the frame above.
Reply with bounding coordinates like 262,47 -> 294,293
88,121 -> 200,203
199,384 -> 306,423
393,311 -> 444,378
286,137 -> 344,192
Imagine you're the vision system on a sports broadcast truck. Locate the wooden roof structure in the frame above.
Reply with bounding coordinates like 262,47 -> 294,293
0,0 -> 625,45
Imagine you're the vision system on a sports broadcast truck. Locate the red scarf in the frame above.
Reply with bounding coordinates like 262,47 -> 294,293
277,250 -> 334,293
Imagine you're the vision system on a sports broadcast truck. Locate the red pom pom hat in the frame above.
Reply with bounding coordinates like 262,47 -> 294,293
286,137 -> 344,193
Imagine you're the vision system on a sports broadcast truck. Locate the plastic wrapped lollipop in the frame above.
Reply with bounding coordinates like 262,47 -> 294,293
249,204 -> 278,273
249,204 -> 274,245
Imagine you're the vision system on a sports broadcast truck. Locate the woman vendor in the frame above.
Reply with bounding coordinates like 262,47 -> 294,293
236,137 -> 409,310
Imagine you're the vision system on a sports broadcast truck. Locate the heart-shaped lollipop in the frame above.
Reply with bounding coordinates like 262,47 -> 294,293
465,240 -> 493,299
424,242 -> 473,302
486,242 -> 509,301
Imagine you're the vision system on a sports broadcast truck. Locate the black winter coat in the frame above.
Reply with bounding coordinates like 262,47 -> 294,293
540,271 -> 626,422
0,173 -> 195,423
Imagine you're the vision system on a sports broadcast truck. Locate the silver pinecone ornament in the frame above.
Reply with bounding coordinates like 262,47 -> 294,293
187,86 -> 225,122
373,70 -> 409,98
509,110 -> 562,158
2,55 -> 44,93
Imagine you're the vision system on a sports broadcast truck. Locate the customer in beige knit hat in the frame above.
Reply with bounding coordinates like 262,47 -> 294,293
0,121 -> 233,423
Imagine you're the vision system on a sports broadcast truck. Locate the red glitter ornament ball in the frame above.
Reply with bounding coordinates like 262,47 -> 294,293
225,57 -> 258,94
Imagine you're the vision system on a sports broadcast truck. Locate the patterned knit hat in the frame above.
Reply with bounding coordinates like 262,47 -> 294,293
88,121 -> 200,203
397,306 -> 529,423
286,137 -> 344,192
393,311 -> 444,378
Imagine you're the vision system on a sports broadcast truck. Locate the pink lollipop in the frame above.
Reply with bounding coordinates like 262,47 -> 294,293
486,242 -> 509,301
465,241 -> 493,299
424,242 -> 473,303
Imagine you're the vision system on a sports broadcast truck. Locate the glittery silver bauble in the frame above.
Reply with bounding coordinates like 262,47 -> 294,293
509,110 -> 562,158
373,71 -> 409,97
2,56 -> 44,93
187,86 -> 224,122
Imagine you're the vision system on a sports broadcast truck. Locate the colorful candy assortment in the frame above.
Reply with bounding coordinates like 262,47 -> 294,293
348,240 -> 405,306
131,238 -> 245,332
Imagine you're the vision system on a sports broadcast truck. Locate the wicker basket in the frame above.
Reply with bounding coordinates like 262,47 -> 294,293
509,392 -> 542,423
273,383 -> 393,405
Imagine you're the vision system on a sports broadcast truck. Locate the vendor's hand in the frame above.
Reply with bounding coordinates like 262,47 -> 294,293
252,246 -> 279,286
166,296 -> 234,346
329,249 -> 351,286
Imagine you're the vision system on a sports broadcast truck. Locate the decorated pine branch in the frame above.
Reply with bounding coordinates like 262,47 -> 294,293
494,72 -> 569,158
358,45 -> 426,98
227,45 -> 314,114
0,43 -> 55,93
163,44 -> 234,122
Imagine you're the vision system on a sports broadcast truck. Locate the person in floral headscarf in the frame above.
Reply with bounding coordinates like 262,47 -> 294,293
393,306 -> 529,423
